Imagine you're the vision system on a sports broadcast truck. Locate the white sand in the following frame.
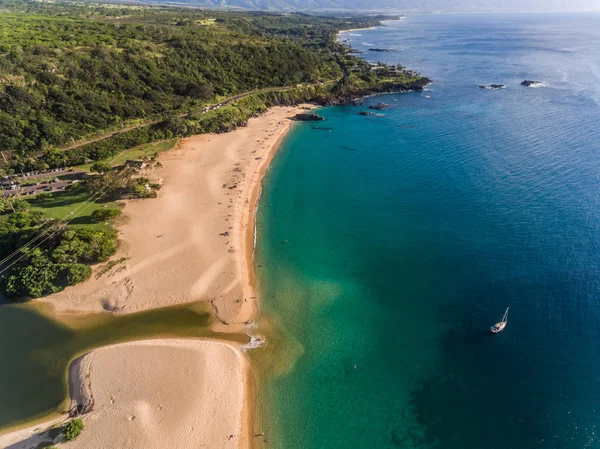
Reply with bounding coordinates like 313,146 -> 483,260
0,340 -> 248,449
65,340 -> 247,449
41,106 -> 307,328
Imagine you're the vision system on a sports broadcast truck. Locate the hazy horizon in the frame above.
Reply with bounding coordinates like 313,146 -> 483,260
136,0 -> 600,13
383,0 -> 600,12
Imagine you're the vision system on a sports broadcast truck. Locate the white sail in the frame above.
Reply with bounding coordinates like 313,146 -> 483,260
491,307 -> 509,333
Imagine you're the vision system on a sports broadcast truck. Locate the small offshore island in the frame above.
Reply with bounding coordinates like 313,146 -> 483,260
0,3 -> 429,449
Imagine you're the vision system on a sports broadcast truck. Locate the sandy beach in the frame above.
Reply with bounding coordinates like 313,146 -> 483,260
0,340 -> 248,449
66,340 -> 247,449
0,106 -> 308,448
42,105 -> 308,325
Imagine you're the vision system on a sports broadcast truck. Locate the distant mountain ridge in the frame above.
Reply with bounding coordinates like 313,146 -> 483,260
147,0 -> 599,12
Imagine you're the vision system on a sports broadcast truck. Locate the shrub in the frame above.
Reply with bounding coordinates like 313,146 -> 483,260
91,208 -> 122,222
62,418 -> 84,441
90,161 -> 112,174
64,263 -> 92,285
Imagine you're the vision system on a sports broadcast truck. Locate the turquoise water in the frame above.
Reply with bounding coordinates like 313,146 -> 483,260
256,13 -> 600,449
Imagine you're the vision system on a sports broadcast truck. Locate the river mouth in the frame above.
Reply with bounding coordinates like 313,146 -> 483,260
0,301 -> 245,432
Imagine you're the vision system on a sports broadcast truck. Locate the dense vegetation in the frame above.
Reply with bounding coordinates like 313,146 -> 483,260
0,154 -> 163,300
0,1 -> 427,172
0,210 -> 116,298
0,1 -> 429,300
0,1 -> 386,162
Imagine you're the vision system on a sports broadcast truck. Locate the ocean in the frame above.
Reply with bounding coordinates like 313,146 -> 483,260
254,12 -> 600,449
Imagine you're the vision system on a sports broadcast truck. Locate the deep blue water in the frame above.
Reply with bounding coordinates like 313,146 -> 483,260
255,12 -> 600,449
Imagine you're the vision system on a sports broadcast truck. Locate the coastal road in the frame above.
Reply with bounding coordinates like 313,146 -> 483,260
59,82 -> 332,153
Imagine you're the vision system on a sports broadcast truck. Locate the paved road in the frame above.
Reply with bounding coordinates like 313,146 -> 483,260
2,170 -> 86,198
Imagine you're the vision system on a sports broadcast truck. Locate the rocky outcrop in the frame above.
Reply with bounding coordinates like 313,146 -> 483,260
278,77 -> 432,107
368,48 -> 395,52
293,113 -> 324,121
479,84 -> 506,90
358,111 -> 373,116
368,102 -> 389,110
521,80 -> 545,87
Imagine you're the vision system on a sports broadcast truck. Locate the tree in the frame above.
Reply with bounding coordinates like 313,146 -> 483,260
63,263 -> 91,285
0,211 -> 118,300
165,116 -> 188,136
2,198 -> 31,213
91,208 -> 122,222
40,148 -> 68,168
3,248 -> 60,298
90,161 -> 112,174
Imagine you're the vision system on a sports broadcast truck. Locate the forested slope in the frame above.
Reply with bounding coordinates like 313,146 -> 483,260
0,2 -> 428,172
0,2 -> 431,300
0,2 -> 357,159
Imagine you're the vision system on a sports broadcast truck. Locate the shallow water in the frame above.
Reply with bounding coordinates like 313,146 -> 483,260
0,303 -> 238,431
255,12 -> 600,449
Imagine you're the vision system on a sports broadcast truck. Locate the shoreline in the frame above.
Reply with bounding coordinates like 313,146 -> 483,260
336,18 -> 403,38
238,107 -> 309,449
240,108 -> 309,323
0,106 -> 308,448
0,339 -> 249,449
38,106 -> 310,322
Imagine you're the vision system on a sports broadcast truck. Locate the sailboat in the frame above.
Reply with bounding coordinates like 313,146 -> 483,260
490,307 -> 509,333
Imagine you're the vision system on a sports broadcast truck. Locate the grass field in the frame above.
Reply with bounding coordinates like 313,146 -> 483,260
10,139 -> 178,232
75,139 -> 179,171
28,187 -> 123,231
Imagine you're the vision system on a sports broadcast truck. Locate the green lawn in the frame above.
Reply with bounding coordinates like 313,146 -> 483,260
28,187 -> 123,231
25,139 -> 177,231
75,139 -> 179,172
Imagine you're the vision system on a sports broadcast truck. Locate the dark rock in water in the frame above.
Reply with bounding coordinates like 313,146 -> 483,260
479,84 -> 506,90
359,111 -> 373,116
368,48 -> 395,52
293,113 -> 324,121
368,103 -> 389,110
312,126 -> 333,131
521,80 -> 544,87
